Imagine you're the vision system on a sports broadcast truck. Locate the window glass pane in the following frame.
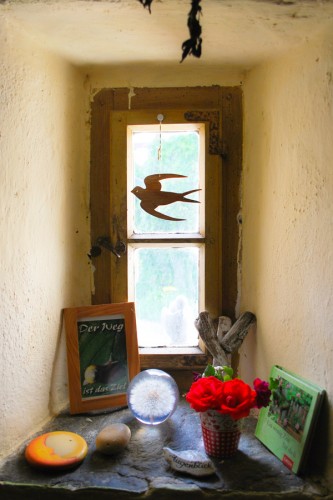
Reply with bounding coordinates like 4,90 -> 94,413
133,247 -> 200,347
131,130 -> 201,234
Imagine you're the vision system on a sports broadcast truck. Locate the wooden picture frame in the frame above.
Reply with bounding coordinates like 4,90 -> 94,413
63,302 -> 140,414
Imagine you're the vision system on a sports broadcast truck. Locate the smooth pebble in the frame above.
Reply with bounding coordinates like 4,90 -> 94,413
96,423 -> 131,455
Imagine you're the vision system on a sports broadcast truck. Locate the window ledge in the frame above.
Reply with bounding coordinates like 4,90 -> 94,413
139,346 -> 211,370
0,400 -> 329,500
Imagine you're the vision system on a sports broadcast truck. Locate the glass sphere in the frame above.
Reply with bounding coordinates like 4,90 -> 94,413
127,369 -> 179,425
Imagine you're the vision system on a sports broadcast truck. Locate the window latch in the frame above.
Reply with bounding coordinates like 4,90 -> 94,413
89,236 -> 126,259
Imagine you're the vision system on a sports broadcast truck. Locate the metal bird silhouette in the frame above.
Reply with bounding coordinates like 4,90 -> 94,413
131,173 -> 201,221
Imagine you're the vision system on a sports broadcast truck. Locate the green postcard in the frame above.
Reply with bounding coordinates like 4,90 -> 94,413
77,315 -> 129,400
255,365 -> 325,474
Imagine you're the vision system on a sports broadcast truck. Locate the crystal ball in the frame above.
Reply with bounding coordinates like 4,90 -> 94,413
127,369 -> 179,425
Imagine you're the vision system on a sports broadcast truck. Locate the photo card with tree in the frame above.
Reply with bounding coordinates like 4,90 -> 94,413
255,365 -> 325,474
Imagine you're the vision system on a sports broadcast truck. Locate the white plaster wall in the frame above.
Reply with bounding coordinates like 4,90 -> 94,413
241,27 -> 333,482
0,16 -> 91,458
87,64 -> 243,90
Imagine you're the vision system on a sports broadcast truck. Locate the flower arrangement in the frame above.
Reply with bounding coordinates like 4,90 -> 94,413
186,364 -> 276,421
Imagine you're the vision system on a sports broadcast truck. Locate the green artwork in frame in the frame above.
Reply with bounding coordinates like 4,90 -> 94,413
78,315 -> 129,400
64,303 -> 140,414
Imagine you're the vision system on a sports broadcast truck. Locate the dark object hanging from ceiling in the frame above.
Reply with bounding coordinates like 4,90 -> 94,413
138,0 -> 153,13
137,0 -> 203,62
181,0 -> 202,62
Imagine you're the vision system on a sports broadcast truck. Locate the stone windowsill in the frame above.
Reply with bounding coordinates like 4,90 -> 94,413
0,400 -> 331,500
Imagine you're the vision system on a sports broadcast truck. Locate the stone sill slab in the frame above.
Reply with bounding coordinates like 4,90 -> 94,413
0,400 -> 331,500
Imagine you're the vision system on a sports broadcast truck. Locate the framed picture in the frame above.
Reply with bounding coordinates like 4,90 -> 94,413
63,302 -> 140,414
255,365 -> 325,474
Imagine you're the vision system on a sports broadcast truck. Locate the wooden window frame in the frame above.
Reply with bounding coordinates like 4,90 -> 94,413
90,86 -> 242,375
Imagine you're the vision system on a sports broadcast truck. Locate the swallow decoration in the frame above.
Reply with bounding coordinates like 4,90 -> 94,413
131,173 -> 201,221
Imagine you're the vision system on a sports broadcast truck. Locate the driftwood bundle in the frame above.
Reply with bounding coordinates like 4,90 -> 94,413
195,311 -> 256,367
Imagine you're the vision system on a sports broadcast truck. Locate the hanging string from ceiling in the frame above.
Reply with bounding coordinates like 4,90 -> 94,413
157,113 -> 164,162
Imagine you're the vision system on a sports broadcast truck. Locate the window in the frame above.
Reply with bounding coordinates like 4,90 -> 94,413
127,122 -> 205,348
90,87 -> 242,373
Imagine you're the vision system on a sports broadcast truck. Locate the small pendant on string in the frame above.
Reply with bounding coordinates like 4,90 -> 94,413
157,113 -> 164,162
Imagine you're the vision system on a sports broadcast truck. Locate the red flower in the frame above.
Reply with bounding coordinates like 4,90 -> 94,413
186,376 -> 224,412
218,379 -> 257,420
186,369 -> 272,421
253,378 -> 272,408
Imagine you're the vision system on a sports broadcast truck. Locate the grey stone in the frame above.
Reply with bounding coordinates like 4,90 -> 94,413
0,400 -> 331,500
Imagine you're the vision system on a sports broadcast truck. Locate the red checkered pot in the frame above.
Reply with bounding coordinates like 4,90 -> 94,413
200,410 -> 241,458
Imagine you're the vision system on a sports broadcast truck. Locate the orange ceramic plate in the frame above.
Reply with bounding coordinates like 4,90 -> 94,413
25,431 -> 88,469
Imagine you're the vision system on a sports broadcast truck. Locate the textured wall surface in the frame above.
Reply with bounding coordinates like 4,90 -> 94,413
241,27 -> 333,484
4,0 -> 333,69
0,16 -> 91,458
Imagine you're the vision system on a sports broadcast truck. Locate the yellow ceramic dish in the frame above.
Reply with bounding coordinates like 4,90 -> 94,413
25,431 -> 88,469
